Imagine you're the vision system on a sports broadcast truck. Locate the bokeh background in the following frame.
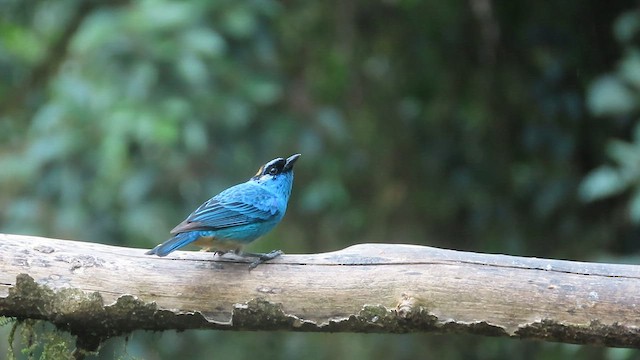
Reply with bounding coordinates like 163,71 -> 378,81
2,0 -> 640,359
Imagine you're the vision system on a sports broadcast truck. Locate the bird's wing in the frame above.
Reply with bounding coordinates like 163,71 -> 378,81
170,184 -> 280,234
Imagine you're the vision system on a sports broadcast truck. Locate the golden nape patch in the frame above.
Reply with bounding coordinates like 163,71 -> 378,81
254,165 -> 264,177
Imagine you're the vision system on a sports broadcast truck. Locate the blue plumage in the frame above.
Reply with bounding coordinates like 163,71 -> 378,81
146,154 -> 300,267
149,232 -> 200,257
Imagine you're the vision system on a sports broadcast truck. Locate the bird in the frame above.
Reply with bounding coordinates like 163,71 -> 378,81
146,154 -> 300,269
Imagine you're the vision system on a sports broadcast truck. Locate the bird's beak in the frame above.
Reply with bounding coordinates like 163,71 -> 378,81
284,153 -> 301,171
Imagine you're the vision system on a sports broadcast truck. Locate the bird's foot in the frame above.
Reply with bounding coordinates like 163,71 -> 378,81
199,247 -> 227,256
244,250 -> 284,270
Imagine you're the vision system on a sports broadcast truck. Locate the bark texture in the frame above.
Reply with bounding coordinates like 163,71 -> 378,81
1,233 -> 639,351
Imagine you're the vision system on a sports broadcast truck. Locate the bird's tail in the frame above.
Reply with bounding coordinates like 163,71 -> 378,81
145,232 -> 200,257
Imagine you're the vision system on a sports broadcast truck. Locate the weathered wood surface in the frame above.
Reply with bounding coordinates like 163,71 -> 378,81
1,233 -> 640,350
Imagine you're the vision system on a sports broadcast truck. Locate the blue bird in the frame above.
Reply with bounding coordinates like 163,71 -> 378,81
146,154 -> 300,268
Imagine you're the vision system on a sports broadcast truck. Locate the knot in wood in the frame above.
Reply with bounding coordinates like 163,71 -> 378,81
396,292 -> 417,318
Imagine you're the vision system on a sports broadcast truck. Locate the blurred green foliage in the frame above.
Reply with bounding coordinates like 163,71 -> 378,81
1,0 -> 640,359
581,11 -> 640,225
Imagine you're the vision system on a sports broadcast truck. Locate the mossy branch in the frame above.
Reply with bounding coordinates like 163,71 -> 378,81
1,233 -> 640,354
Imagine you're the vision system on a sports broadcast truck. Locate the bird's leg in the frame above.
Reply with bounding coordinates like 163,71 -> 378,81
199,248 -> 228,257
241,250 -> 284,270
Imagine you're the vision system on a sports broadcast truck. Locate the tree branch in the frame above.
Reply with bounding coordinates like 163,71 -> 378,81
1,233 -> 639,352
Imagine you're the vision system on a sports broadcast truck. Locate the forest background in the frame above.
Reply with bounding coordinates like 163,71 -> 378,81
2,1 -> 640,359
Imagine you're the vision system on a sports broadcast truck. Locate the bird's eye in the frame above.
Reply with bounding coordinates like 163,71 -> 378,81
268,167 -> 279,175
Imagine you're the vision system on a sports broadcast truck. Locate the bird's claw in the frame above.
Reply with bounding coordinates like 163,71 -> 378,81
248,250 -> 284,270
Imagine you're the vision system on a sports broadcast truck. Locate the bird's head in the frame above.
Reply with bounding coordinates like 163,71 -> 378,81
251,154 -> 301,188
